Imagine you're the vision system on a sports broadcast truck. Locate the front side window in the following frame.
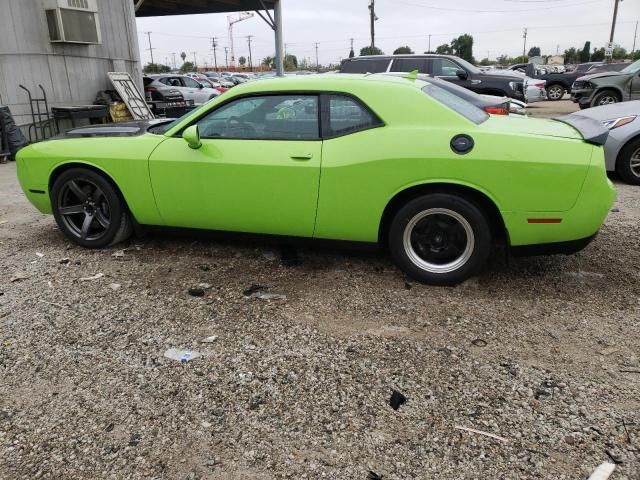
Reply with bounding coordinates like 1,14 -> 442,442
327,95 -> 381,136
195,95 -> 319,140
432,58 -> 463,77
182,77 -> 201,88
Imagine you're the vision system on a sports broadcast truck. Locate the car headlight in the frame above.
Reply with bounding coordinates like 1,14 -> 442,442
601,115 -> 637,130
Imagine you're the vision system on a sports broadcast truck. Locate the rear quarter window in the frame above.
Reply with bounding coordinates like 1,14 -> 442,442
422,84 -> 488,124
341,59 -> 390,74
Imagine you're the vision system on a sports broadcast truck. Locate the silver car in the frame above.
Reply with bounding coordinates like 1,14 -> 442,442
146,74 -> 218,106
567,101 -> 640,184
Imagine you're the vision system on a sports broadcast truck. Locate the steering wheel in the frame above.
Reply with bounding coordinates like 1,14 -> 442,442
223,116 -> 256,137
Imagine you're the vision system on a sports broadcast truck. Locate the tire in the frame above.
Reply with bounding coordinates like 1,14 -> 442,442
546,84 -> 565,101
388,194 -> 492,286
615,137 -> 640,186
591,90 -> 620,108
51,167 -> 132,248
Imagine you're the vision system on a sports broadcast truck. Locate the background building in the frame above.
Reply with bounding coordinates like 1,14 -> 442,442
0,0 -> 141,135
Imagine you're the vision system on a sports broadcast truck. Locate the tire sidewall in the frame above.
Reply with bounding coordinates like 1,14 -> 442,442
616,138 -> 640,186
546,85 -> 564,101
51,168 -> 125,248
592,90 -> 619,108
388,194 -> 492,286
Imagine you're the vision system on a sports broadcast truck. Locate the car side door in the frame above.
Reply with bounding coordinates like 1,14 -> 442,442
629,71 -> 640,101
429,58 -> 476,90
181,76 -> 211,105
148,94 -> 323,237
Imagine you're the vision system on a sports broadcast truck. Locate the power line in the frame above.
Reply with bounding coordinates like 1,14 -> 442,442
393,0 -> 608,13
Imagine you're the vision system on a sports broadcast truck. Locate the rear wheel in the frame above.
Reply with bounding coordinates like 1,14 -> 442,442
616,138 -> 640,186
51,168 -> 132,248
388,194 -> 492,285
591,90 -> 620,107
546,84 -> 565,101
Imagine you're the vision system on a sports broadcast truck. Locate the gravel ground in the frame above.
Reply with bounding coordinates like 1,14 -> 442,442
1,102 -> 639,479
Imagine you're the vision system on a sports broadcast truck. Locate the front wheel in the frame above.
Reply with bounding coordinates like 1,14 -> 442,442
616,138 -> 640,186
546,84 -> 565,101
51,168 -> 132,248
591,90 -> 619,107
388,194 -> 492,285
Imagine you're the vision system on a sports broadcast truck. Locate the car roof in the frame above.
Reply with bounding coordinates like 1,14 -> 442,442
343,54 -> 461,61
229,73 -> 428,94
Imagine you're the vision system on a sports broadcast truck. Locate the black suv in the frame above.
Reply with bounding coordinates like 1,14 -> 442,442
340,54 -> 525,101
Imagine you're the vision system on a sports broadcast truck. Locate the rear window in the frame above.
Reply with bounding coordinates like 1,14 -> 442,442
341,59 -> 390,74
422,84 -> 488,124
390,58 -> 429,73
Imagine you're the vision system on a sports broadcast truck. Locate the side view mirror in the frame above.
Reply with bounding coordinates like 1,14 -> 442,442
183,125 -> 201,149
456,69 -> 469,80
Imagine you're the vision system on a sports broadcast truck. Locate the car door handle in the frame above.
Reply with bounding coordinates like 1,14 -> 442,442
290,153 -> 313,160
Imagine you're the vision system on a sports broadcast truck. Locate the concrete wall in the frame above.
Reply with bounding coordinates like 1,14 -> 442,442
0,0 -> 141,137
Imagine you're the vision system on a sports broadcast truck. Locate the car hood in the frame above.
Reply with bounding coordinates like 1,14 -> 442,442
577,71 -> 629,82
58,119 -> 170,138
564,100 -> 640,121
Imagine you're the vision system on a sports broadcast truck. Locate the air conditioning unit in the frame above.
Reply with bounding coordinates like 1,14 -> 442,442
44,0 -> 101,44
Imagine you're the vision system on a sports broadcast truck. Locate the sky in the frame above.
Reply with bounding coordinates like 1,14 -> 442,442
135,0 -> 640,69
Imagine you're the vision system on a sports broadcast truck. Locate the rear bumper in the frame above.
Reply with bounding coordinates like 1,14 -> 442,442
511,233 -> 597,256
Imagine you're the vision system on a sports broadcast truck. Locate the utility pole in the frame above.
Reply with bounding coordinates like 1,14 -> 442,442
191,51 -> 197,70
349,37 -> 354,56
314,42 -> 320,72
522,28 -> 528,58
211,37 -> 218,71
368,0 -> 376,50
284,43 -> 288,57
633,20 -> 638,53
428,34 -> 432,53
609,0 -> 621,43
556,44 -> 560,55
224,47 -> 229,69
247,35 -> 254,71
172,52 -> 177,69
145,31 -> 155,65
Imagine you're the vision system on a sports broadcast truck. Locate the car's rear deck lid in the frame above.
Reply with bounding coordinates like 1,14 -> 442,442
553,114 -> 609,146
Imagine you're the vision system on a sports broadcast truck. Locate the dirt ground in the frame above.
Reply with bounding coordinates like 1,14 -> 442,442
1,100 -> 639,479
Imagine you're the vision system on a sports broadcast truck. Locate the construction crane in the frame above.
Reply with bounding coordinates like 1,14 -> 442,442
228,12 -> 254,68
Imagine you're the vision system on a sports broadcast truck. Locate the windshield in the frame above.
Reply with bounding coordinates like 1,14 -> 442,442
621,59 -> 640,74
454,57 -> 482,75
421,83 -> 488,124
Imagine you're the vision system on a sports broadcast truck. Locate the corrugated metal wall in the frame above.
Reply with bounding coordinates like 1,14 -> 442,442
0,0 -> 141,133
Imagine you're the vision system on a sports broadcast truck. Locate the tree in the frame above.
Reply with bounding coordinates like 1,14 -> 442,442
591,48 -> 605,62
496,54 -> 511,65
527,46 -> 541,57
450,34 -> 474,63
632,50 -> 640,61
612,47 -> 628,60
180,61 -> 195,73
478,58 -> 495,66
284,54 -> 298,70
360,46 -> 384,56
349,48 -> 355,58
239,56 -> 247,67
143,63 -> 171,74
580,41 -> 591,63
393,46 -> 414,54
180,52 -> 187,63
262,56 -> 275,69
564,47 -> 579,64
435,44 -> 452,55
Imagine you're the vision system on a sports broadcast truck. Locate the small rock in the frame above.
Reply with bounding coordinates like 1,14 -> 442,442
188,288 -> 205,297
599,347 -> 619,356
201,421 -> 212,428
243,284 -> 266,296
79,273 -> 104,281
254,292 -> 287,301
59,258 -> 70,264
611,208 -> 620,213
201,335 -> 218,344
108,283 -> 121,291
10,272 -> 29,282
35,252 -> 44,258
111,250 -> 125,258
389,390 -> 407,411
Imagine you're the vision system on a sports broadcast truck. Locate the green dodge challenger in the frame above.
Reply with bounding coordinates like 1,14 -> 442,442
17,74 -> 615,285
